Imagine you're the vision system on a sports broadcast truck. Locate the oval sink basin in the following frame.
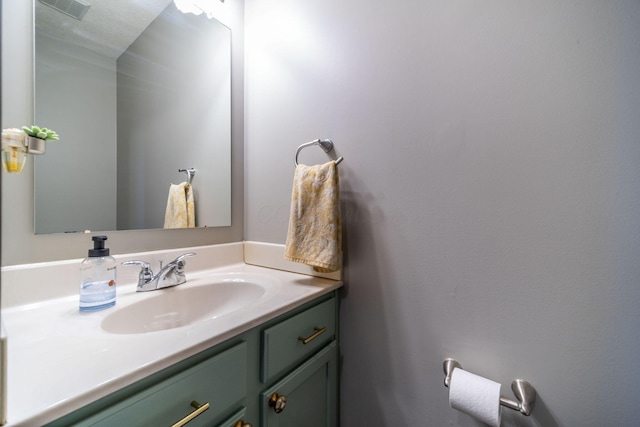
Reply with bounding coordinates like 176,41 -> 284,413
101,281 -> 266,334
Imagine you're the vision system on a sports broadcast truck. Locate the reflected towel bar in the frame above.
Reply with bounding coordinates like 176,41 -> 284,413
294,139 -> 344,166
179,168 -> 196,184
443,358 -> 536,416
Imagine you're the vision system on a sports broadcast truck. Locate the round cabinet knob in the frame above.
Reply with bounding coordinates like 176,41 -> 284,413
233,420 -> 252,427
268,392 -> 287,414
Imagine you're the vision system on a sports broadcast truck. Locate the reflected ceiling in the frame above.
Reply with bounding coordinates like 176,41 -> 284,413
36,0 -> 173,58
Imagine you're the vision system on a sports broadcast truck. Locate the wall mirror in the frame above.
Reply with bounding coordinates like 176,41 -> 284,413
33,0 -> 231,234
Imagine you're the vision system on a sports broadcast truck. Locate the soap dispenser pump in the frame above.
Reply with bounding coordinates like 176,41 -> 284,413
79,235 -> 116,312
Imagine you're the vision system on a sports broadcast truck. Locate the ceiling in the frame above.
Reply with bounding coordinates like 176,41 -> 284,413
35,0 -> 174,58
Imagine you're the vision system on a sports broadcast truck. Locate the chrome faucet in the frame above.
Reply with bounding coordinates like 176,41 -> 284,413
122,253 -> 196,292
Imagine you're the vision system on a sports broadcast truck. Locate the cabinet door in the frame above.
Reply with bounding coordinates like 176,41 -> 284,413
260,342 -> 338,427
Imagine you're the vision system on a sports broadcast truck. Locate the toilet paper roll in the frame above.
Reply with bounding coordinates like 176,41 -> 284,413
449,368 -> 502,427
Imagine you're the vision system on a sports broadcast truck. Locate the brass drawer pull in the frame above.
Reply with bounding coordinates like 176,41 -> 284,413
297,326 -> 327,345
268,392 -> 287,413
233,420 -> 253,427
171,400 -> 210,427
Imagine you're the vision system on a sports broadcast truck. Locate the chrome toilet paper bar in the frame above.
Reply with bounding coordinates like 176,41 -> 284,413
443,358 -> 536,416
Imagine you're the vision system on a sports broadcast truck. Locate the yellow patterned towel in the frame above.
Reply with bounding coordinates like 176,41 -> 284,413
284,161 -> 342,273
163,182 -> 195,229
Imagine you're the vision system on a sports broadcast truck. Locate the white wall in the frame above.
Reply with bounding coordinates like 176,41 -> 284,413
1,0 -> 245,266
245,1 -> 640,425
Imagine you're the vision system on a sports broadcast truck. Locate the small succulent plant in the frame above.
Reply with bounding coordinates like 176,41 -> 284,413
21,125 -> 60,141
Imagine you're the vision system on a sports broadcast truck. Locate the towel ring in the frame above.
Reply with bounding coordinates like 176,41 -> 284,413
294,139 -> 344,166
178,168 -> 196,184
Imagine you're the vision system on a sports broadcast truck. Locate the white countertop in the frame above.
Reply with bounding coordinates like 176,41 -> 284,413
2,260 -> 342,426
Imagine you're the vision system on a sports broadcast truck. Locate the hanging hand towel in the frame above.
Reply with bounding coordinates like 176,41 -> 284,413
163,182 -> 195,229
284,161 -> 342,273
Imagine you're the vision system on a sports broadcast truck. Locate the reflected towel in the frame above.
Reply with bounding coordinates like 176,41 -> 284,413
163,182 -> 195,229
284,161 -> 342,273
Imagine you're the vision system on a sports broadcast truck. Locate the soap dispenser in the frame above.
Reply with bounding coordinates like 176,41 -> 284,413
79,235 -> 116,312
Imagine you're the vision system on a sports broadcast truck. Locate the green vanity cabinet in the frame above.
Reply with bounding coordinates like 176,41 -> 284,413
45,291 -> 339,427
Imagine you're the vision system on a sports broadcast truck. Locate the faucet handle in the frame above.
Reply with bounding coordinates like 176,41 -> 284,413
173,253 -> 196,274
122,259 -> 151,269
174,252 -> 196,264
122,260 -> 154,283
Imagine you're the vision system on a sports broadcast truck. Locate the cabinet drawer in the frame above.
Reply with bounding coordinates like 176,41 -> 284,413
262,297 -> 336,383
78,342 -> 247,427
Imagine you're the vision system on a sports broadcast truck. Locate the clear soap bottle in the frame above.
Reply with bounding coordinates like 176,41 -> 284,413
79,235 -> 116,312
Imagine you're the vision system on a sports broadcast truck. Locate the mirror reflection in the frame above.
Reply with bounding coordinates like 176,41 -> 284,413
34,0 -> 231,234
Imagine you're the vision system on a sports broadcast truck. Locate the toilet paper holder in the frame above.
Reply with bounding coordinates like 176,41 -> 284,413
443,358 -> 536,416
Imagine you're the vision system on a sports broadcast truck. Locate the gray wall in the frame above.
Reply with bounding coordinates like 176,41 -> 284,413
34,33 -> 118,233
1,0 -> 244,265
244,0 -> 640,426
